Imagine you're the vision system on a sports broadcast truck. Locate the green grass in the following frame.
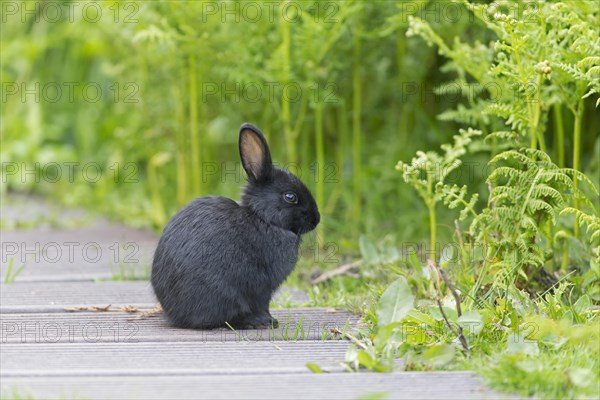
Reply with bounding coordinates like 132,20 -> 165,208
290,249 -> 599,399
3,257 -> 25,284
0,388 -> 35,400
475,343 -> 599,399
2,1 -> 599,399
106,262 -> 151,282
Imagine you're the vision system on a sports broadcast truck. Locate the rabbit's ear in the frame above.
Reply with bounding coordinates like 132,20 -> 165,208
239,123 -> 273,183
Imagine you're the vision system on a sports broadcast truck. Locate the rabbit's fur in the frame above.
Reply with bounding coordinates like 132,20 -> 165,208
151,123 -> 320,329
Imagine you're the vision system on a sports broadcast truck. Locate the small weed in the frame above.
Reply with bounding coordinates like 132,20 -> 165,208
3,257 -> 25,284
108,262 -> 150,281
0,388 -> 35,400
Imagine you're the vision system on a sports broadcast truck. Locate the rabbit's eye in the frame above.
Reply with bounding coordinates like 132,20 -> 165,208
283,192 -> 298,204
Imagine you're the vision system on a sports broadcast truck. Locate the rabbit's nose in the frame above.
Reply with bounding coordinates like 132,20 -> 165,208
313,211 -> 321,226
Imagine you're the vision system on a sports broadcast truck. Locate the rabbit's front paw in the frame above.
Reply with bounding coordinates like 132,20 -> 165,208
237,313 -> 279,329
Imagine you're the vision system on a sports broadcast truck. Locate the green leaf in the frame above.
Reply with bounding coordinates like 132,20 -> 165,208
439,245 -> 453,268
345,345 -> 359,366
404,309 -> 437,327
422,343 -> 456,368
457,310 -> 484,335
573,294 -> 591,315
407,248 -> 421,270
567,368 -> 595,388
306,363 -> 327,374
381,245 -> 400,264
515,359 -> 541,373
357,350 -> 376,369
429,304 -> 458,323
374,322 -> 400,351
377,277 -> 415,327
506,334 -> 539,357
359,235 -> 380,265
404,325 -> 434,346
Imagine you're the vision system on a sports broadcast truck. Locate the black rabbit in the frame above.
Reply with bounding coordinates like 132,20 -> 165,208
151,123 -> 320,329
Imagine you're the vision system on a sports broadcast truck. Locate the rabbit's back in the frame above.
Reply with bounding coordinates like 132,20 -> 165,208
151,196 -> 300,328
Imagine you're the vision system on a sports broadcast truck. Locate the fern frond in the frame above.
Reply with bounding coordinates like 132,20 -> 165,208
577,56 -> 600,69
536,183 -> 565,202
490,150 -> 537,168
527,199 -> 556,222
485,131 -> 519,142
563,168 -> 600,196
555,62 -> 587,81
437,183 -> 479,221
561,208 -> 600,245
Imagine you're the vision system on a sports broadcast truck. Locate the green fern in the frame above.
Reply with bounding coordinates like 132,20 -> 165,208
396,128 -> 482,259
561,208 -> 600,264
471,148 -> 597,290
438,183 -> 479,222
408,0 -> 600,152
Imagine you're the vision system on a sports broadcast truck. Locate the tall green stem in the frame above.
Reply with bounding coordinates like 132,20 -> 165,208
553,104 -> 565,168
428,203 -> 437,263
513,50 -> 536,149
296,91 -> 309,164
280,3 -> 295,161
513,49 -> 544,151
315,102 -> 325,241
533,74 -> 546,153
188,53 -> 201,197
572,99 -> 583,238
173,83 -> 187,207
352,17 -> 362,233
427,175 -> 437,262
396,30 -> 408,151
324,103 -> 347,214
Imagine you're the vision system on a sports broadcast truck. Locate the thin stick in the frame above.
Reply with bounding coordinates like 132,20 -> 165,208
428,260 -> 470,354
129,305 -> 163,320
438,267 -> 462,318
330,326 -> 368,350
64,304 -> 163,319
311,260 -> 363,284
454,220 -> 464,250
487,182 -> 496,209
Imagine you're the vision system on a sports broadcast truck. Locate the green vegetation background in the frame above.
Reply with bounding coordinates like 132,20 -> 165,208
2,1 -> 597,240
2,1 -> 599,399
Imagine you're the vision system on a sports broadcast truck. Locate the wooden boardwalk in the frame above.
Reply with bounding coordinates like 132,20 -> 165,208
0,196 -> 516,399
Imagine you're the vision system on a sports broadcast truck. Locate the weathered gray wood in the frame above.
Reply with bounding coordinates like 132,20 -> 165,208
0,372 -> 517,400
1,195 -> 520,400
1,194 -> 158,282
1,193 -> 92,230
0,282 -> 310,313
0,281 -> 156,312
0,232 -> 157,283
0,308 -> 359,343
0,341 -> 352,376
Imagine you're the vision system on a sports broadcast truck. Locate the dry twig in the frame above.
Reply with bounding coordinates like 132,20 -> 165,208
311,260 -> 363,284
428,260 -> 470,355
330,326 -> 368,350
64,304 -> 163,320
129,305 -> 164,320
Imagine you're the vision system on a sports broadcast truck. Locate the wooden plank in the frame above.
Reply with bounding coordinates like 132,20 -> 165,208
1,196 -> 158,282
0,308 -> 359,343
0,282 -> 310,313
0,233 -> 157,283
1,281 -> 156,312
1,196 -> 518,400
0,193 -> 92,230
0,372 -> 517,400
1,223 -> 158,244
0,341 -> 352,376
